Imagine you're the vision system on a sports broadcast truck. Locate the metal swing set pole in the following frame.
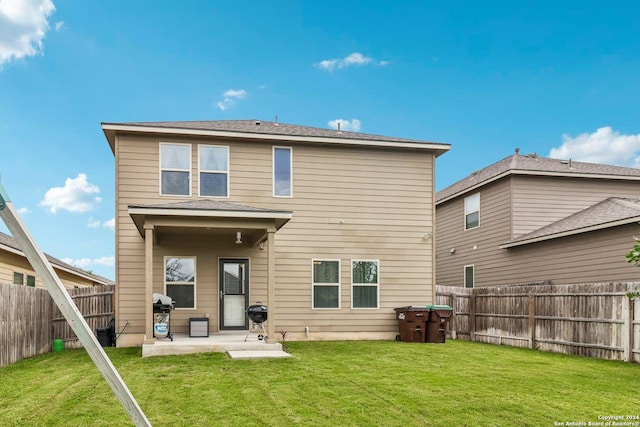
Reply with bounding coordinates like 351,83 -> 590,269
0,180 -> 151,427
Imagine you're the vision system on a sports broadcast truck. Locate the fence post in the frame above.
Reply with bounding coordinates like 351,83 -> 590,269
469,291 -> 476,342
528,293 -> 536,349
450,294 -> 457,340
623,295 -> 633,362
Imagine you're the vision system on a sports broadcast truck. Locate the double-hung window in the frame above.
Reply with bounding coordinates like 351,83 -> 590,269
165,257 -> 196,309
13,272 -> 23,285
351,260 -> 379,309
160,143 -> 191,196
273,147 -> 292,197
464,265 -> 475,288
464,193 -> 480,230
312,259 -> 340,309
199,145 -> 229,197
26,275 -> 35,287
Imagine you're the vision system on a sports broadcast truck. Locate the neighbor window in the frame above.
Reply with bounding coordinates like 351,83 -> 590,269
312,259 -> 340,309
352,260 -> 379,309
26,275 -> 36,287
160,143 -> 191,196
165,257 -> 196,309
199,145 -> 229,197
464,265 -> 475,288
273,147 -> 292,197
464,193 -> 480,230
13,272 -> 23,285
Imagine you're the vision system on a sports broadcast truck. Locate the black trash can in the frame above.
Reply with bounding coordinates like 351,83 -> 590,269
96,318 -> 116,347
425,305 -> 453,343
394,306 -> 429,342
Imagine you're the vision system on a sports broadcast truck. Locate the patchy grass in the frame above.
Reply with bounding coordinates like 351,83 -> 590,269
0,340 -> 638,426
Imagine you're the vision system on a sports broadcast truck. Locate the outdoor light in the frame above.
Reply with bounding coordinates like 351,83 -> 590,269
236,231 -> 242,244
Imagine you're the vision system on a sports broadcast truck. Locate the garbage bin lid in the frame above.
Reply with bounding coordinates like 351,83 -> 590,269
427,304 -> 452,310
394,305 -> 429,311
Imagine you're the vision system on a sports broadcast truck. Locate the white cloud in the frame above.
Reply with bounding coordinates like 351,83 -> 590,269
0,0 -> 56,67
62,256 -> 115,269
39,173 -> 101,214
54,20 -> 63,30
102,217 -> 115,231
87,216 -> 115,230
315,52 -> 388,72
216,88 -> 247,111
328,118 -> 361,132
17,207 -> 31,214
549,127 -> 640,168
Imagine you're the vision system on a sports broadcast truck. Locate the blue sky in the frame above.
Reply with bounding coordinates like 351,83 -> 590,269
1,0 -> 640,280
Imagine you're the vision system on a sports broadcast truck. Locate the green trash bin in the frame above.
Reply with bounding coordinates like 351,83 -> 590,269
425,305 -> 453,343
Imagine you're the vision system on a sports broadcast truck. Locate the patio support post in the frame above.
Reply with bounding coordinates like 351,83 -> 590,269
144,224 -> 154,344
267,228 -> 276,341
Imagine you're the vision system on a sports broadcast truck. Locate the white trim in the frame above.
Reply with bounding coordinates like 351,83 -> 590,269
103,123 -> 451,153
159,142 -> 192,197
350,259 -> 380,310
164,256 -> 197,310
273,146 -> 293,198
128,206 -> 292,220
464,264 -> 475,288
311,258 -> 341,310
198,144 -> 230,198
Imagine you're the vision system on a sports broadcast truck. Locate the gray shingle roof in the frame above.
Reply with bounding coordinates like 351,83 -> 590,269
0,231 -> 114,285
128,199 -> 292,215
102,119 -> 450,154
500,197 -> 640,248
437,152 -> 640,203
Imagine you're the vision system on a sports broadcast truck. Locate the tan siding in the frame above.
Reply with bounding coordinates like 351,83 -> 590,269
115,134 -> 437,342
512,175 -> 640,237
436,178 -> 512,286
0,250 -> 95,289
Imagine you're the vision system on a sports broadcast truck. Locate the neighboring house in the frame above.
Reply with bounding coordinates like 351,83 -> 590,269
0,231 -> 113,289
101,119 -> 450,346
436,150 -> 640,287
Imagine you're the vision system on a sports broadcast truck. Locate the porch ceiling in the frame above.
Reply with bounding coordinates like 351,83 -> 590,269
128,200 -> 292,245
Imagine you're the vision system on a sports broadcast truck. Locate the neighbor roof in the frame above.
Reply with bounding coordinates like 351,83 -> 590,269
102,119 -> 451,156
500,197 -> 640,248
0,231 -> 114,286
436,152 -> 640,204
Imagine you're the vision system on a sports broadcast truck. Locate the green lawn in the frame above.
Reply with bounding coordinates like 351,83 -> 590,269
0,340 -> 638,426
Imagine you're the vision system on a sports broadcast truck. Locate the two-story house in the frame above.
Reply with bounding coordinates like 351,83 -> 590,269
101,120 -> 450,347
436,150 -> 640,288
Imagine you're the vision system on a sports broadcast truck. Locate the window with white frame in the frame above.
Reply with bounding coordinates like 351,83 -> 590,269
464,193 -> 480,230
26,275 -> 35,287
312,259 -> 340,309
273,147 -> 292,197
160,143 -> 191,196
165,257 -> 196,309
13,272 -> 23,285
351,260 -> 379,309
199,145 -> 229,197
464,265 -> 474,288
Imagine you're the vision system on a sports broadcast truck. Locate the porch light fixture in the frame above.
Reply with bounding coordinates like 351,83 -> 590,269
236,231 -> 242,245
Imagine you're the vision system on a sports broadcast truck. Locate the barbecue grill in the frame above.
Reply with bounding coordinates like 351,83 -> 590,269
244,303 -> 268,341
152,293 -> 174,341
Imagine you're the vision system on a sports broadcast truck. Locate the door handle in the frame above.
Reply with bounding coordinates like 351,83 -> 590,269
220,290 -> 223,299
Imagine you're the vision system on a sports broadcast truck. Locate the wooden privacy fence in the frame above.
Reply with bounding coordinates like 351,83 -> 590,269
436,282 -> 640,362
0,283 -> 114,367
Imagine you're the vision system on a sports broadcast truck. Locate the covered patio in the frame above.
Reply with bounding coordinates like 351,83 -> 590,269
127,200 -> 292,352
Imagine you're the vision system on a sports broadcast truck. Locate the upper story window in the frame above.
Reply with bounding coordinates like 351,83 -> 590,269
273,147 -> 292,197
160,143 -> 191,196
13,272 -> 23,285
199,145 -> 229,197
464,193 -> 480,230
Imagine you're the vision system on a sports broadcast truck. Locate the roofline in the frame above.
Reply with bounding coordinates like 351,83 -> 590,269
437,169 -> 640,205
102,123 -> 451,156
499,216 -> 640,249
128,206 -> 293,220
0,242 -> 112,285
